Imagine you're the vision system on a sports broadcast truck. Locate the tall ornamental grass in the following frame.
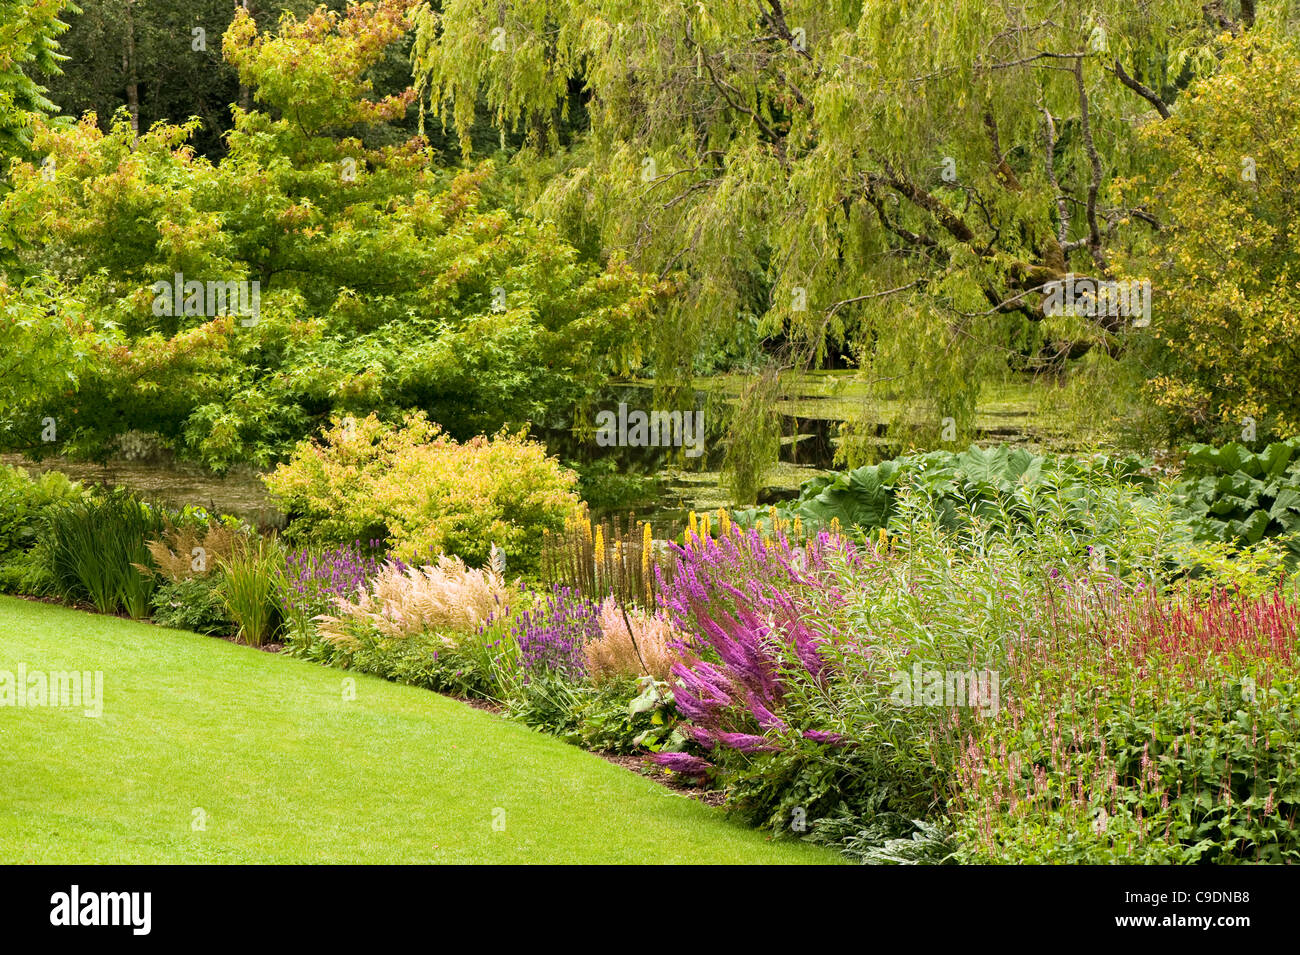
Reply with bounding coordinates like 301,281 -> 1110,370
43,491 -> 165,618
220,537 -> 284,647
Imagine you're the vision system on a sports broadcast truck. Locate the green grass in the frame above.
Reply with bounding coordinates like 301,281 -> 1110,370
0,597 -> 837,864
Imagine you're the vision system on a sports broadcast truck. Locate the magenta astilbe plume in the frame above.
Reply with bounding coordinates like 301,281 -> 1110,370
653,752 -> 714,780
657,522 -> 855,761
716,732 -> 780,753
668,660 -> 734,724
748,694 -> 788,732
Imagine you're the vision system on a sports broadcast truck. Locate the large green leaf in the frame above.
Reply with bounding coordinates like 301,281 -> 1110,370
1229,509 -> 1272,545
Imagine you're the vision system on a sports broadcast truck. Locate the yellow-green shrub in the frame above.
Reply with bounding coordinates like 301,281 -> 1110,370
265,412 -> 581,576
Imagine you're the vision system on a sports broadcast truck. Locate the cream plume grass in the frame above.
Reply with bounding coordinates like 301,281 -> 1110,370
318,555 -> 508,645
584,598 -> 679,682
137,518 -> 242,581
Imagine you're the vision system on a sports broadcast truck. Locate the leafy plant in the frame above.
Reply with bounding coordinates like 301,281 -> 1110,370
953,585 -> 1300,864
570,677 -> 684,755
1171,438 -> 1300,557
808,812 -> 955,865
1120,33 -> 1300,444
0,464 -> 87,595
218,536 -> 283,647
736,444 -> 1153,540
266,412 -> 582,576
1,0 -> 661,470
42,490 -> 165,617
150,575 -> 232,635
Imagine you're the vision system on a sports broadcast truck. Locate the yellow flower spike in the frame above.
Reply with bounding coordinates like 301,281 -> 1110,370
642,521 -> 653,588
793,516 -> 803,541
830,516 -> 841,539
719,508 -> 731,537
702,512 -> 712,541
594,524 -> 604,560
688,510 -> 698,539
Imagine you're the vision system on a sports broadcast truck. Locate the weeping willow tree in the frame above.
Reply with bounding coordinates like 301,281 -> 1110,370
412,0 -> 1295,475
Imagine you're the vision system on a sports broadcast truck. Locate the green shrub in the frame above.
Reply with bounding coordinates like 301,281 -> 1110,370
511,676 -> 683,755
150,575 -> 232,635
735,444 -> 1153,539
752,439 -> 1300,566
265,412 -> 582,577
302,613 -> 519,703
0,465 -> 87,595
1171,438 -> 1300,558
807,812 -> 955,865
42,490 -> 164,617
954,678 -> 1300,864
0,546 -> 56,596
570,457 -> 661,512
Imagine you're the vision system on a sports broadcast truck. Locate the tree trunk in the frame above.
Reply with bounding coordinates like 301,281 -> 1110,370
124,0 -> 139,136
238,0 -> 253,113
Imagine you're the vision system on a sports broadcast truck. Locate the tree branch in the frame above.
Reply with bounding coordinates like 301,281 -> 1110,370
1110,58 -> 1171,118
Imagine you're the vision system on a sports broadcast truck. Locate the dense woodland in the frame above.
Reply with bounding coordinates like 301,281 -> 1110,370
1,0 -> 1297,486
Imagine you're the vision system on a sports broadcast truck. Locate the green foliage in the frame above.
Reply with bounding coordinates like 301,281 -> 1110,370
0,463 -> 86,594
569,457 -> 660,513
266,412 -> 582,576
1172,438 -> 1300,556
42,489 -> 163,617
737,444 -> 1153,538
718,367 -> 781,504
807,812 -> 954,865
956,677 -> 1300,865
0,0 -> 75,159
0,545 -> 54,594
0,463 -> 83,557
568,677 -> 683,755
743,436 -> 1300,570
0,276 -> 91,433
306,626 -> 509,701
414,0 -> 1298,449
1168,538 -> 1290,602
149,573 -> 231,635
218,536 -> 282,647
1118,32 -> 1300,443
0,1 -> 661,470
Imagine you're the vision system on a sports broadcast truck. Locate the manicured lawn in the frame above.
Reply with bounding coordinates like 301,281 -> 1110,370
0,597 -> 836,864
